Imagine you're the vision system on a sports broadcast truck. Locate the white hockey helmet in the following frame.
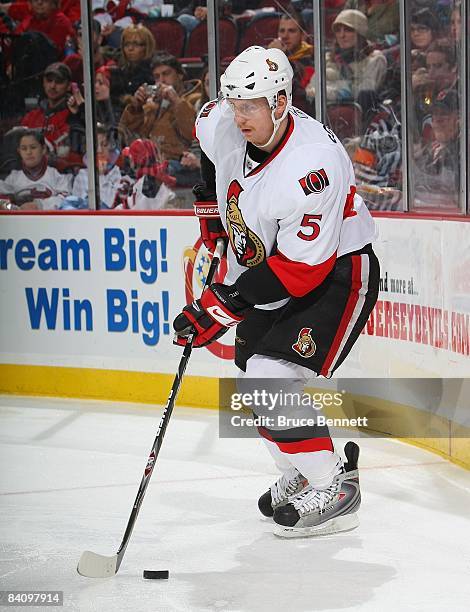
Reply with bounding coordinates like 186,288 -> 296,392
220,46 -> 293,107
220,46 -> 293,146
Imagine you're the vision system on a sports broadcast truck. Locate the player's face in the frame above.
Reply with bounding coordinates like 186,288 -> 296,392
278,19 -> 303,55
334,24 -> 358,50
228,98 -> 274,146
18,136 -> 46,169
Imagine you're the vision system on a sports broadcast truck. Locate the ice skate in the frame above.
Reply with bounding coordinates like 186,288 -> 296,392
258,467 -> 307,517
273,442 -> 361,537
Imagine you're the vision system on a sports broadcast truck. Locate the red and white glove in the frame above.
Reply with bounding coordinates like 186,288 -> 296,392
173,283 -> 251,348
193,183 -> 228,253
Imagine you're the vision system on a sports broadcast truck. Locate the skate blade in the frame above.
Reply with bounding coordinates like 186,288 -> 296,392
274,512 -> 359,539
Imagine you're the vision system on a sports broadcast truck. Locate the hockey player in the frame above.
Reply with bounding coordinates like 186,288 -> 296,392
173,46 -> 380,537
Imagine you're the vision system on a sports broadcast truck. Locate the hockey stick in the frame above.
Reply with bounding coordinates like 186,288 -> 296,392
77,239 -> 226,578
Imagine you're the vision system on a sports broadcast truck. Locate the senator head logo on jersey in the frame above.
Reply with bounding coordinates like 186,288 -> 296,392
226,180 -> 266,268
292,327 -> 317,358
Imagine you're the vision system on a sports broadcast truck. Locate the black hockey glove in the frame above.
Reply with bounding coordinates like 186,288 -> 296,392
173,283 -> 252,348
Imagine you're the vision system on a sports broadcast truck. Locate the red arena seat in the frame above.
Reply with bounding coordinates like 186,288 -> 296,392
184,18 -> 238,61
258,0 -> 291,8
327,103 -> 363,140
238,14 -> 280,52
144,18 -> 187,57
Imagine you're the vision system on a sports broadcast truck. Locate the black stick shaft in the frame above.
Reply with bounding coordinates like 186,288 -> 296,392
115,241 -> 224,571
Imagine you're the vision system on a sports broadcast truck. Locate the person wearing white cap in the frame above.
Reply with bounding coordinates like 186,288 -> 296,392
305,9 -> 386,112
343,0 -> 399,44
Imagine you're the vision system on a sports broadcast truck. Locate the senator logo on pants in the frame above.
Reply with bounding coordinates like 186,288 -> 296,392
292,327 -> 317,358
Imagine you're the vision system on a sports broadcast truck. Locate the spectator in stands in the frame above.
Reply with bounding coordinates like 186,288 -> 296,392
21,62 -> 72,159
94,66 -> 122,135
0,128 -> 71,209
68,65 -> 122,153
6,0 -> 80,25
410,7 -> 440,51
306,9 -> 386,114
353,98 -> 402,210
14,0 -> 75,57
110,24 -> 155,111
176,0 -> 236,32
268,11 -> 314,115
409,7 -> 440,77
410,0 -> 453,26
450,1 -> 462,46
268,12 -> 313,62
64,19 -> 115,86
72,124 -> 125,208
343,0 -> 399,45
119,53 -> 198,186
194,67 -> 210,113
176,1 -> 207,33
415,88 -> 460,206
409,8 -> 437,94
413,40 -> 458,138
121,138 -> 176,210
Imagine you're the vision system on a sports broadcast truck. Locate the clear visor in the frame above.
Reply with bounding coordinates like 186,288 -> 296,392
218,92 -> 270,119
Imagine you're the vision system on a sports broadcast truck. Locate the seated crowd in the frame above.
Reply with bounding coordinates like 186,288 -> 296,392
0,0 -> 463,211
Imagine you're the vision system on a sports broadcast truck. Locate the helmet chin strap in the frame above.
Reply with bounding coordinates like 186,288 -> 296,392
256,96 -> 290,149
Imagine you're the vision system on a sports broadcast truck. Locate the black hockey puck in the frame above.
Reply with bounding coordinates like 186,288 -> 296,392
143,569 -> 169,580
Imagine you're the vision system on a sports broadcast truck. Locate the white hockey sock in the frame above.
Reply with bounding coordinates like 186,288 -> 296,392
287,450 -> 341,490
239,355 -> 340,489
260,435 -> 293,473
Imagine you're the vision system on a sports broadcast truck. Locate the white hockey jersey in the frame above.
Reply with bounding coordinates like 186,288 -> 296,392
0,166 -> 72,210
195,101 -> 377,308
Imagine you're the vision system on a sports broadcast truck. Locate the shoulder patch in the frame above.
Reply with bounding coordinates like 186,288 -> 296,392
199,100 -> 217,118
298,168 -> 330,196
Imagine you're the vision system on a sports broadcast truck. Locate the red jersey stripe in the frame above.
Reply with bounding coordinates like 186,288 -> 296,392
320,255 -> 363,376
267,250 -> 337,297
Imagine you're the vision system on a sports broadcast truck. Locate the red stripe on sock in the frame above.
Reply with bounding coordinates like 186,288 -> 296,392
258,426 -> 333,453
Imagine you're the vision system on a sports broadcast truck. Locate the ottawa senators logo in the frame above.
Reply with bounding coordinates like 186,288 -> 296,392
226,180 -> 265,267
266,58 -> 278,71
298,169 -> 330,196
292,327 -> 316,358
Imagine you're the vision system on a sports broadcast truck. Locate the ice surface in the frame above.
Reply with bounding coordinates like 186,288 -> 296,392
1,395 -> 470,612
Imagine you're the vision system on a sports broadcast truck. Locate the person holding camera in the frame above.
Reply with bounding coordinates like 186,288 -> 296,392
119,53 -> 199,186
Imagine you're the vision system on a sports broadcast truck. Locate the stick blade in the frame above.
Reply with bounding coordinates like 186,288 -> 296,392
77,551 -> 118,578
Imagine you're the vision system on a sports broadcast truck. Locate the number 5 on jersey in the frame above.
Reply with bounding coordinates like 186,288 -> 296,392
297,214 -> 322,241
297,185 -> 358,242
